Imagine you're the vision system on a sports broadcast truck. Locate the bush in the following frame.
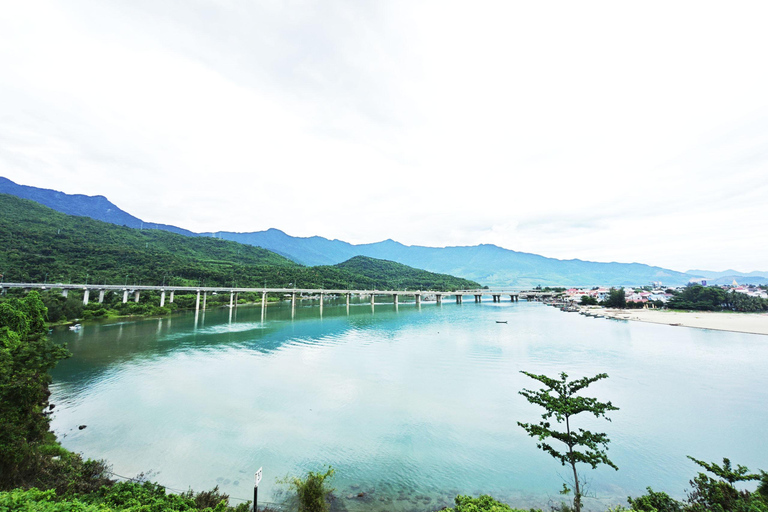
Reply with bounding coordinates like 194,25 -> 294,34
446,494 -> 543,512
281,467 -> 335,512
627,487 -> 682,511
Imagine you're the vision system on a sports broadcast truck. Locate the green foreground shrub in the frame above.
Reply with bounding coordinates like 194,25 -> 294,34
446,494 -> 543,512
280,467 -> 335,512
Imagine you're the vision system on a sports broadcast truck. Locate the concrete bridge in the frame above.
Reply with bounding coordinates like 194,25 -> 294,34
0,282 -> 524,311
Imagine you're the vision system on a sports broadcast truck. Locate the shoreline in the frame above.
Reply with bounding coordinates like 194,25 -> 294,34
577,306 -> 768,336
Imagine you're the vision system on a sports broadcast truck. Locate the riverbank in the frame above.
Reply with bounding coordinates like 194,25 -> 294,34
582,307 -> 768,335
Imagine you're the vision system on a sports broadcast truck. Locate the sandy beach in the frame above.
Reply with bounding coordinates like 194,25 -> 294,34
580,307 -> 768,336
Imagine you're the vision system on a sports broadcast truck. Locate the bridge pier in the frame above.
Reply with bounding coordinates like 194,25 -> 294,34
319,292 -> 324,313
98,290 -> 105,303
436,294 -> 442,305
394,294 -> 398,306
134,291 -> 140,303
455,294 -> 463,304
160,290 -> 166,307
83,289 -> 90,306
122,290 -> 128,303
415,294 -> 421,306
475,295 -> 481,302
170,290 -> 175,303
510,295 -> 517,302
62,289 -> 68,298
203,291 -> 207,309
370,294 -> 375,306
195,290 -> 201,311
346,293 -> 351,307
229,291 -> 234,309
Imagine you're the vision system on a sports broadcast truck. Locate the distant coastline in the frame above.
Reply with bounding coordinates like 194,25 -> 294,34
582,307 -> 768,335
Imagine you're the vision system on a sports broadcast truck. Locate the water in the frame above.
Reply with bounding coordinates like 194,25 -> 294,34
49,300 -> 768,511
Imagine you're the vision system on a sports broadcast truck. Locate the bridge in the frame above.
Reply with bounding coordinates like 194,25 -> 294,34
0,282 -> 528,311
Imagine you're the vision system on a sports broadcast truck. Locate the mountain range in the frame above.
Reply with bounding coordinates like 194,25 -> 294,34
3,176 -> 766,287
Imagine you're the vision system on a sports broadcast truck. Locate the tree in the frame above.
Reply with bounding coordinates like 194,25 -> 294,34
517,371 -> 619,512
603,288 -> 626,308
0,291 -> 70,488
685,457 -> 766,511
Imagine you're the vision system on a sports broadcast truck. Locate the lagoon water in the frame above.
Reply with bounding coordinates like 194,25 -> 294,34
49,300 -> 768,511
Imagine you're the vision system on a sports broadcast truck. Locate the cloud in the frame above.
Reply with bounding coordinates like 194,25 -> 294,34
1,0 -> 768,271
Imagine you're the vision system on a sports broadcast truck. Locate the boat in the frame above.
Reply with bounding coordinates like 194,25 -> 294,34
496,321 -> 508,324
69,323 -> 82,331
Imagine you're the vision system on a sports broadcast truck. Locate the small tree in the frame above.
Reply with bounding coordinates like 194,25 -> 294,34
281,467 -> 335,512
517,371 -> 619,512
685,456 -> 766,511
603,288 -> 626,308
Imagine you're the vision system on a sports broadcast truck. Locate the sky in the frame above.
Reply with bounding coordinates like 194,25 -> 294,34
1,1 -> 767,273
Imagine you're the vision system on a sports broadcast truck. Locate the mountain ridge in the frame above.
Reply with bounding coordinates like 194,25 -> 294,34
4,176 -> 764,287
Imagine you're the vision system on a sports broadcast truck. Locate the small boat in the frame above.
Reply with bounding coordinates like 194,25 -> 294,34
496,320 -> 508,324
69,323 -> 82,331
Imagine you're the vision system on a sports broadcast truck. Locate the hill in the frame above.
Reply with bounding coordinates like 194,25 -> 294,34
0,176 -> 196,236
1,177 -> 705,287
0,194 -> 477,291
208,229 -> 696,287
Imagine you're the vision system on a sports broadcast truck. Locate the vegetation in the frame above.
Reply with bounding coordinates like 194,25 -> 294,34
667,284 -> 768,312
0,291 -> 250,511
0,482 -> 252,512
0,291 -> 70,488
602,288 -> 626,308
279,467 -> 335,512
517,371 -> 619,512
445,494 -> 542,512
333,256 -> 479,291
445,457 -> 767,512
0,194 -> 480,322
610,457 -> 768,512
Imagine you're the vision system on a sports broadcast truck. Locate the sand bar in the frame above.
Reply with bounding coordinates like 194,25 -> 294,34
581,307 -> 768,336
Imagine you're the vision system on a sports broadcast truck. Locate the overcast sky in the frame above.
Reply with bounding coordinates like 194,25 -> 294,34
2,1 -> 767,273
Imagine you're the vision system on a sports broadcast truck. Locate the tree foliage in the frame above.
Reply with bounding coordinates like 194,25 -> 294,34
0,291 -> 70,488
517,371 -> 619,512
602,289 -> 626,308
446,494 -> 542,512
0,194 -> 479,293
281,466 -> 335,512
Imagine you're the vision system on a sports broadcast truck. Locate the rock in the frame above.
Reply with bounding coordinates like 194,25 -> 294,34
49,404 -> 55,410
346,494 -> 355,500
357,492 -> 365,498
78,425 -> 87,430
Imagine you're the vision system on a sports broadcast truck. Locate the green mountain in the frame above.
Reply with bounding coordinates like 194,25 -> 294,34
0,177 -> 704,287
0,194 -> 477,291
0,176 -> 197,236
207,230 -> 695,287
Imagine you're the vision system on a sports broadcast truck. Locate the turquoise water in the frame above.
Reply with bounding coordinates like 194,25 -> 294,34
49,300 -> 768,511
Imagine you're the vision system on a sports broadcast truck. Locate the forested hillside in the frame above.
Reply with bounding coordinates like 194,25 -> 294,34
0,194 -> 478,292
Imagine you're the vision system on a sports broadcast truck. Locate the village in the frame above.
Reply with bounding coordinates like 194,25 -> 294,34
560,281 -> 768,308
